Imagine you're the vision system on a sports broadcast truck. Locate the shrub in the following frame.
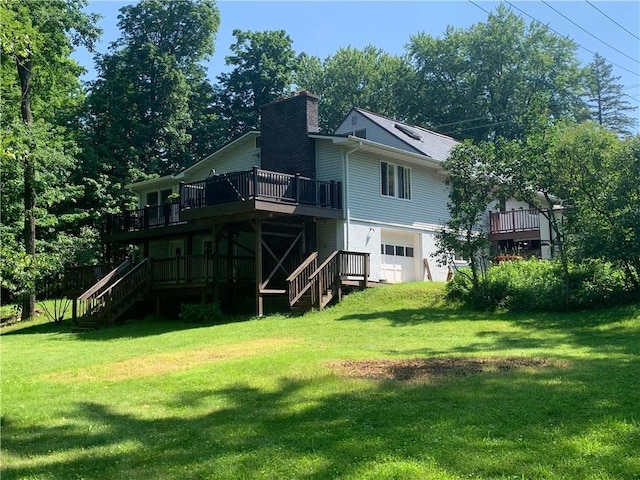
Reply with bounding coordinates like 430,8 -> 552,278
179,302 -> 223,323
446,258 -> 636,312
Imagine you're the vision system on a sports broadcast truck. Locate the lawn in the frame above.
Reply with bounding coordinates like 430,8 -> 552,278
1,283 -> 639,479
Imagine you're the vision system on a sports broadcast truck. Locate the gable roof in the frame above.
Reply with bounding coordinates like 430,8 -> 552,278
347,108 -> 459,163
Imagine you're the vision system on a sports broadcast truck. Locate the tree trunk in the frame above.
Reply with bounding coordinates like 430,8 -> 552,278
17,55 -> 36,321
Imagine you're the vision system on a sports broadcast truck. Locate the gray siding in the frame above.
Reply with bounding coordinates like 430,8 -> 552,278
184,138 -> 260,182
347,151 -> 450,228
315,140 -> 343,182
335,112 -> 418,154
316,219 -> 338,262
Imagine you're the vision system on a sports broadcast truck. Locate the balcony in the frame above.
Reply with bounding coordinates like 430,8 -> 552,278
179,167 -> 343,222
489,208 -> 541,241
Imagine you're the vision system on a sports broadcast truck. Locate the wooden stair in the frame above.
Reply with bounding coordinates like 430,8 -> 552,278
72,258 -> 150,331
287,251 -> 369,314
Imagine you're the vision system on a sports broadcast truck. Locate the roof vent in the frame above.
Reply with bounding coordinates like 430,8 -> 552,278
395,123 -> 421,140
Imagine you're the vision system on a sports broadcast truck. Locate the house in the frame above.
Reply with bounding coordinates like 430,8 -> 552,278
69,91 -> 553,328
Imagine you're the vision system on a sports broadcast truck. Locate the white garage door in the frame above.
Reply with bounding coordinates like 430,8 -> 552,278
381,231 -> 418,283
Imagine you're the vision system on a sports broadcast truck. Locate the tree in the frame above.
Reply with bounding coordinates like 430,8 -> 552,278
435,141 -> 497,292
213,29 -> 297,140
1,0 -> 100,319
583,53 -> 638,137
406,4 -> 586,142
295,46 -> 414,132
83,0 -> 220,214
550,123 -> 640,287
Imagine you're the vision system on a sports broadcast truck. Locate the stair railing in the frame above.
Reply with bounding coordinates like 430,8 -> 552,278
286,252 -> 318,306
93,258 -> 150,326
73,258 -> 132,325
299,251 -> 371,310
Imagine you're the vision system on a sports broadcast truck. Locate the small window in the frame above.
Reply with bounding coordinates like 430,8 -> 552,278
385,244 -> 394,255
395,246 -> 405,256
354,129 -> 366,139
381,161 -> 395,197
398,166 -> 411,200
351,115 -> 358,126
255,136 -> 261,148
405,247 -> 414,258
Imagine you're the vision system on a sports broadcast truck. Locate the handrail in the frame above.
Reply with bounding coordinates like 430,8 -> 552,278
288,250 -> 370,310
77,258 -> 131,301
73,258 -> 149,327
489,208 -> 540,235
95,258 -> 149,302
286,252 -> 319,306
286,252 -> 318,282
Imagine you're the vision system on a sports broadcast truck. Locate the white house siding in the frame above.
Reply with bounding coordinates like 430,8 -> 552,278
335,112 -> 419,154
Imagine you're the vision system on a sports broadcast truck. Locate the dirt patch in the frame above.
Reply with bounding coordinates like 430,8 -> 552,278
47,337 -> 299,383
331,356 -> 566,383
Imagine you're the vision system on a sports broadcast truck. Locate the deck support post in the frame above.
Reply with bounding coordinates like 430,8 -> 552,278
255,218 -> 263,316
212,225 -> 220,303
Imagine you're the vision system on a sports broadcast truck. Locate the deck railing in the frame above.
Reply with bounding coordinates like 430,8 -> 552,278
72,258 -> 132,324
489,208 -> 540,235
287,250 -> 370,310
107,202 -> 182,234
64,263 -> 118,293
150,254 -> 255,284
286,252 -> 319,306
180,167 -> 342,210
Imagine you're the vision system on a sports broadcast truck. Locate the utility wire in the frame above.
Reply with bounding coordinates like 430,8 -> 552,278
541,0 -> 638,65
586,0 -> 640,41
502,1 -> 639,78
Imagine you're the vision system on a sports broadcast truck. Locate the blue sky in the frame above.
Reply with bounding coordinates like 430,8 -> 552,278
73,1 -> 640,130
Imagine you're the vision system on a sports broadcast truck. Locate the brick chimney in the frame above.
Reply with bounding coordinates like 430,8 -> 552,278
260,91 -> 319,179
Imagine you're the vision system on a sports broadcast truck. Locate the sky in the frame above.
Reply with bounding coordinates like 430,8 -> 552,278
72,1 -> 640,131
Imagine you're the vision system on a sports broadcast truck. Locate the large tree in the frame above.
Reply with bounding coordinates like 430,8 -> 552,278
406,4 -> 586,142
583,53 -> 638,137
295,46 -> 413,132
83,0 -> 220,213
0,0 -> 100,318
550,123 -> 640,287
213,29 -> 297,140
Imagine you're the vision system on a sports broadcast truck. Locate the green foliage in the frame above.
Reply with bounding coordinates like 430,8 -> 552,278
295,46 -> 413,132
83,0 -> 220,213
435,141 -> 496,290
179,302 -> 223,323
448,259 -> 635,312
2,283 -> 639,479
583,53 -> 638,136
213,29 -> 297,138
406,4 -> 585,141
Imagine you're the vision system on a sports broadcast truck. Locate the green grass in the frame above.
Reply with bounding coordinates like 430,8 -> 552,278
2,283 -> 639,479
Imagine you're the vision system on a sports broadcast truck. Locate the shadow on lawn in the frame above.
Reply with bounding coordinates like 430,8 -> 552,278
0,315 -> 250,340
3,356 -> 639,480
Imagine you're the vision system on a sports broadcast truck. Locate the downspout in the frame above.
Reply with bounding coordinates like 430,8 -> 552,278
344,141 -> 363,251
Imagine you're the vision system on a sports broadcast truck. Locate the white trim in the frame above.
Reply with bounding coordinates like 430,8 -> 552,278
350,217 -> 443,233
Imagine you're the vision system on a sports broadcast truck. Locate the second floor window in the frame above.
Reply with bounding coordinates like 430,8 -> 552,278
381,162 -> 411,200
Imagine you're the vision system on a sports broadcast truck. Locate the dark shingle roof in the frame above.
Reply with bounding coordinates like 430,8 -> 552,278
353,108 -> 459,162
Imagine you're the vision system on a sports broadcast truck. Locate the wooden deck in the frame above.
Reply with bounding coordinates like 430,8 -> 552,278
489,208 -> 542,241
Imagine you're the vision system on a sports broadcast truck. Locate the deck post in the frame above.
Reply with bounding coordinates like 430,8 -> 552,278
255,218 -> 264,316
252,166 -> 259,199
364,254 -> 369,288
212,225 -> 220,302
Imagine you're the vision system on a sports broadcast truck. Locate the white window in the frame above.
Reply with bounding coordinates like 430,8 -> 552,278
381,162 -> 411,200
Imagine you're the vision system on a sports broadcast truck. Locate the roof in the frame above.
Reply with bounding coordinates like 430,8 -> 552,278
349,108 -> 459,162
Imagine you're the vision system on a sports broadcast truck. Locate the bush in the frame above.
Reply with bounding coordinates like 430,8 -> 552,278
446,258 -> 636,312
179,302 -> 223,323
